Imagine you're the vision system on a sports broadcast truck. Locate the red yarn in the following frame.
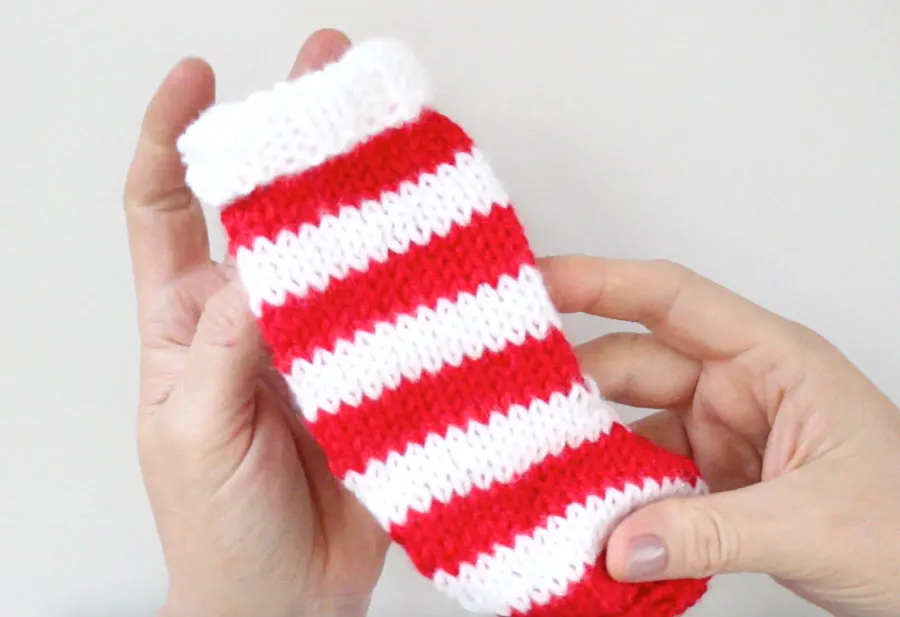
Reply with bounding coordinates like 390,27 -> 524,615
178,38 -> 711,615
218,109 -> 710,616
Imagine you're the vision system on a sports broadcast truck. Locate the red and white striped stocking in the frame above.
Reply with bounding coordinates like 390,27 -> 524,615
178,38 -> 709,617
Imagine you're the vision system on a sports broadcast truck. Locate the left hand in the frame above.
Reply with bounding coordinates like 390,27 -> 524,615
123,28 -> 390,617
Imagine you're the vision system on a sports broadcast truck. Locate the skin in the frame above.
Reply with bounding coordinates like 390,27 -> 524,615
124,27 -> 900,617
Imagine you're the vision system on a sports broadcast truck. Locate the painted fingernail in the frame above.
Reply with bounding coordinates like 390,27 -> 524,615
625,535 -> 668,580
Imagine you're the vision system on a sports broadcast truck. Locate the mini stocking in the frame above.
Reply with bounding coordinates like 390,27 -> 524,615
178,39 -> 710,617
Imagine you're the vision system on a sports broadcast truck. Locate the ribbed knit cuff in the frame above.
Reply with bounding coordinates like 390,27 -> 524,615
177,38 -> 431,211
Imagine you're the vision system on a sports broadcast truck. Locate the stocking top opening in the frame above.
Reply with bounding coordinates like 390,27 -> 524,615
177,38 -> 432,211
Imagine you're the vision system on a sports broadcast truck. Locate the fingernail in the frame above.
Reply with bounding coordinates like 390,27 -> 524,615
625,535 -> 668,580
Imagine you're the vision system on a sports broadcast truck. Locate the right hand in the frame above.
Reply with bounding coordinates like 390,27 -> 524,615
539,255 -> 900,617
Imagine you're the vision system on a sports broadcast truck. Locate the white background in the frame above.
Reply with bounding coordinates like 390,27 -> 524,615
2,1 -> 898,616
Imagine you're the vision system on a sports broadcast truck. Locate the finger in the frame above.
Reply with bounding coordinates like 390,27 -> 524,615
214,29 -> 350,261
606,475 -> 817,582
168,29 -> 353,445
124,58 -> 215,310
221,252 -> 238,280
289,27 -> 352,77
627,413 -> 762,491
577,332 -> 700,409
212,27 -> 350,270
628,411 -> 693,460
169,281 -> 265,442
540,255 -> 788,359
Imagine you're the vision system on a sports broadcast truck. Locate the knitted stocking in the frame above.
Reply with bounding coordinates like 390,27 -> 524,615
178,39 -> 709,617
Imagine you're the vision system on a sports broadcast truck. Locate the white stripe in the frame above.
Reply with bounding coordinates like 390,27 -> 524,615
433,477 -> 709,616
235,147 -> 508,316
343,379 -> 616,528
178,38 -> 432,210
288,264 -> 560,422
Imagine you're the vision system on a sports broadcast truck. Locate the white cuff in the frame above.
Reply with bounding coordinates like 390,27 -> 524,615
177,38 -> 432,210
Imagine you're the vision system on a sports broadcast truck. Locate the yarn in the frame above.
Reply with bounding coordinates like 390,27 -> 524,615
178,38 -> 710,617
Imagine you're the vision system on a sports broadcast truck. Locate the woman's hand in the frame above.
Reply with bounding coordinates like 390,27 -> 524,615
123,29 -> 388,617
540,255 -> 900,617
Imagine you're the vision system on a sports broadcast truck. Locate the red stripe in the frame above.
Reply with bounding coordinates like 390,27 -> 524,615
259,205 -> 533,373
221,109 -> 473,249
392,423 -> 703,579
512,559 -> 708,617
308,329 -> 582,478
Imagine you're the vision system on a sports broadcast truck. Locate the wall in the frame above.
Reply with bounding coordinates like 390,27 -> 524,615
2,2 -> 898,616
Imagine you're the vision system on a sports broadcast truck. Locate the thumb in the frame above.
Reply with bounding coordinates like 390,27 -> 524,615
170,280 -> 266,441
606,478 -> 813,582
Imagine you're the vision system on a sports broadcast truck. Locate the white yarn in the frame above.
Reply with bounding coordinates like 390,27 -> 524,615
342,379 -> 615,528
236,147 -> 507,315
433,477 -> 707,616
176,38 -> 432,210
175,35 -> 711,616
288,264 -> 560,421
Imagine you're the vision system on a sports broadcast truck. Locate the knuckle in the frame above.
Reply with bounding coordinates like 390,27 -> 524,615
651,258 -> 693,281
135,393 -> 204,462
159,395 -> 215,452
783,320 -> 841,362
679,503 -> 742,577
645,260 -> 695,326
577,332 -> 644,399
198,287 -> 252,348
609,331 -> 645,348
595,331 -> 646,356
124,183 -> 195,214
789,321 -> 827,348
607,333 -> 643,391
582,258 -> 613,306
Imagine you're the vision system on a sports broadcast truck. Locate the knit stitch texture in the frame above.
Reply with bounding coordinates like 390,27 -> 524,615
177,38 -> 710,617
